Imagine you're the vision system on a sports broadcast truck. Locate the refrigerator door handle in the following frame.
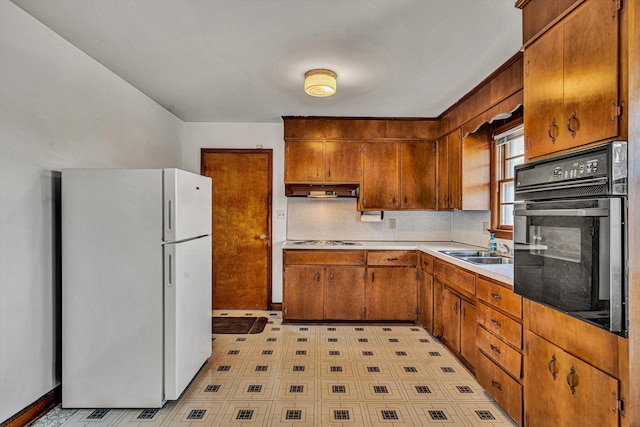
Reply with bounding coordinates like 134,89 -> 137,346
168,254 -> 173,286
167,200 -> 173,232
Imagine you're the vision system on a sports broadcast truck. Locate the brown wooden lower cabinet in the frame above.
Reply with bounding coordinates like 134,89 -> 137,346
476,352 -> 523,426
365,267 -> 416,321
524,330 -> 620,427
441,285 -> 476,369
283,265 -> 325,320
323,266 -> 365,320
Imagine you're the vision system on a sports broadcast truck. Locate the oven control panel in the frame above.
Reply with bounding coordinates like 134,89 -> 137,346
551,155 -> 604,181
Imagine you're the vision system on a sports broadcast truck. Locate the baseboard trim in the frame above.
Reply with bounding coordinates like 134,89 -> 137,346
271,303 -> 282,311
1,386 -> 60,427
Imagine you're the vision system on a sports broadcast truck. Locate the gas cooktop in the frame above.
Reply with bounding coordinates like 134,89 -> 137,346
289,240 -> 361,246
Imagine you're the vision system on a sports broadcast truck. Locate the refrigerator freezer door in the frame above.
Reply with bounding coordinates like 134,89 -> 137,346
164,169 -> 212,242
164,235 -> 212,400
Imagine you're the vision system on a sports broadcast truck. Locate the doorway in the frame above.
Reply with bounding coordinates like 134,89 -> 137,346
201,149 -> 272,309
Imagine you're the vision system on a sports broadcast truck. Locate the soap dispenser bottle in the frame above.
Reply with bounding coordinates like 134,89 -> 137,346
488,233 -> 497,254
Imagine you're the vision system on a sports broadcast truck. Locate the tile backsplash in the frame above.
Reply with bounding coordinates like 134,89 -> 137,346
286,198 -> 493,247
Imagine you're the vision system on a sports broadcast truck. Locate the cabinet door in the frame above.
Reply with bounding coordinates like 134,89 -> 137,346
365,267 -> 416,321
400,140 -> 436,209
283,266 -> 324,320
361,142 -> 399,210
460,300 -> 477,367
562,0 -> 619,149
324,266 -> 365,320
525,331 -> 620,427
436,134 -> 450,210
442,288 -> 461,352
324,141 -> 362,183
447,129 -> 462,209
284,141 -> 324,182
558,346 -> 619,427
524,24 -> 564,159
418,271 -> 434,332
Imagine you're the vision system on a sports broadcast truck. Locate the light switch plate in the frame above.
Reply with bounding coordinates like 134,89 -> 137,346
277,210 -> 286,220
389,218 -> 396,229
482,222 -> 489,234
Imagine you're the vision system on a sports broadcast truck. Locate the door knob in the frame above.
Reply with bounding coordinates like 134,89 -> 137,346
259,234 -> 267,240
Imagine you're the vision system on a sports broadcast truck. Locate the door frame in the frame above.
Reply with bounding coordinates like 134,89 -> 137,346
200,148 -> 273,309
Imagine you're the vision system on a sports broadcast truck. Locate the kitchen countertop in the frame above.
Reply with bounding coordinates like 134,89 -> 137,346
283,240 -> 514,286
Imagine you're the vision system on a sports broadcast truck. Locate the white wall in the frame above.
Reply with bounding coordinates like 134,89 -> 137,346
181,122 -> 286,303
0,1 -> 183,421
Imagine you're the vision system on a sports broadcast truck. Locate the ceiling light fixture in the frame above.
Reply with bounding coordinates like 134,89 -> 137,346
304,69 -> 337,97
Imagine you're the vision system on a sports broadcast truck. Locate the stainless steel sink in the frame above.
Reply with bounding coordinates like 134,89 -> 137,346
439,250 -> 513,265
463,256 -> 513,265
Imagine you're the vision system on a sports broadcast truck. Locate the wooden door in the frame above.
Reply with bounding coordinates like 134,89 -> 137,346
365,267 -> 416,320
433,278 -> 443,338
324,266 -> 365,320
562,0 -> 619,149
524,331 -> 562,426
442,288 -> 461,352
447,129 -> 462,209
436,134 -> 450,210
418,271 -> 434,332
460,300 -> 477,367
201,149 -> 272,309
524,23 -> 564,159
324,141 -> 362,183
284,140 -> 323,182
283,266 -> 324,320
400,140 -> 436,209
558,345 -> 619,427
361,142 -> 399,210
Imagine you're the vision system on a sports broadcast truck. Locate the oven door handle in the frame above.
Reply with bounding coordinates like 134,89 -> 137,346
514,208 -> 609,217
515,177 -> 609,194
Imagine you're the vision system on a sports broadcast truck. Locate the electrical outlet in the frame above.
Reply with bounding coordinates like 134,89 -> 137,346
277,210 -> 286,220
389,218 -> 396,229
482,222 -> 489,234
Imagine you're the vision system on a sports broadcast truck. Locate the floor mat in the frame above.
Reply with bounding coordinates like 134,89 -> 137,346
212,316 -> 268,334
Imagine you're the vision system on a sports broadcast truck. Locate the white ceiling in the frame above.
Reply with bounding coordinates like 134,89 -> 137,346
12,0 -> 523,123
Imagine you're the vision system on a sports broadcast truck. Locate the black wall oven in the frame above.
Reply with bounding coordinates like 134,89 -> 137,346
513,142 -> 627,336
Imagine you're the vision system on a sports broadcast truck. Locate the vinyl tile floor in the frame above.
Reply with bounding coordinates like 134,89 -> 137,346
31,310 -> 517,426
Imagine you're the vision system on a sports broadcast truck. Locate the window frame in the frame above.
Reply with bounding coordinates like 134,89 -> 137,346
490,118 -> 524,240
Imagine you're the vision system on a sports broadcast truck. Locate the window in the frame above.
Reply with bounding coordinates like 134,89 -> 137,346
491,123 -> 524,238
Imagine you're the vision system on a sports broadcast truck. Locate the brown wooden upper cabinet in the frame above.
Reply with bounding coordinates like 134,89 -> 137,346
523,0 -> 621,159
360,140 -> 436,211
284,140 -> 361,183
436,127 -> 489,211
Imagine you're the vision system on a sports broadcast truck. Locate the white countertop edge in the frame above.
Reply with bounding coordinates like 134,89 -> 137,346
283,240 -> 514,285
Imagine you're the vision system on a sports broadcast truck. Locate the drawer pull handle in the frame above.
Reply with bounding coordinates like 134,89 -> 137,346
491,380 -> 502,390
490,293 -> 502,300
490,319 -> 501,328
548,354 -> 558,380
567,111 -> 578,138
490,344 -> 501,354
566,366 -> 577,394
386,257 -> 398,261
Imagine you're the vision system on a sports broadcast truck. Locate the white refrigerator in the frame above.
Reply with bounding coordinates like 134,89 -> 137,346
61,168 -> 212,408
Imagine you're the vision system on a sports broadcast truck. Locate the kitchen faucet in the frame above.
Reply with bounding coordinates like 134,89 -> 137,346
497,242 -> 512,256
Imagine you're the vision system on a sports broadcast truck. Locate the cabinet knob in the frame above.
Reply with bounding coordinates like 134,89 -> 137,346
259,234 -> 267,240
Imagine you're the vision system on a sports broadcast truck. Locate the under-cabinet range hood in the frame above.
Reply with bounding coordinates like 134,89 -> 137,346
285,183 -> 359,198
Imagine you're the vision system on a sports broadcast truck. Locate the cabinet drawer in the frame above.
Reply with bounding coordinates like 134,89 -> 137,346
476,326 -> 522,379
367,251 -> 417,266
285,250 -> 366,265
476,353 -> 523,426
477,302 -> 522,349
434,260 -> 475,296
476,277 -> 522,319
419,253 -> 433,274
